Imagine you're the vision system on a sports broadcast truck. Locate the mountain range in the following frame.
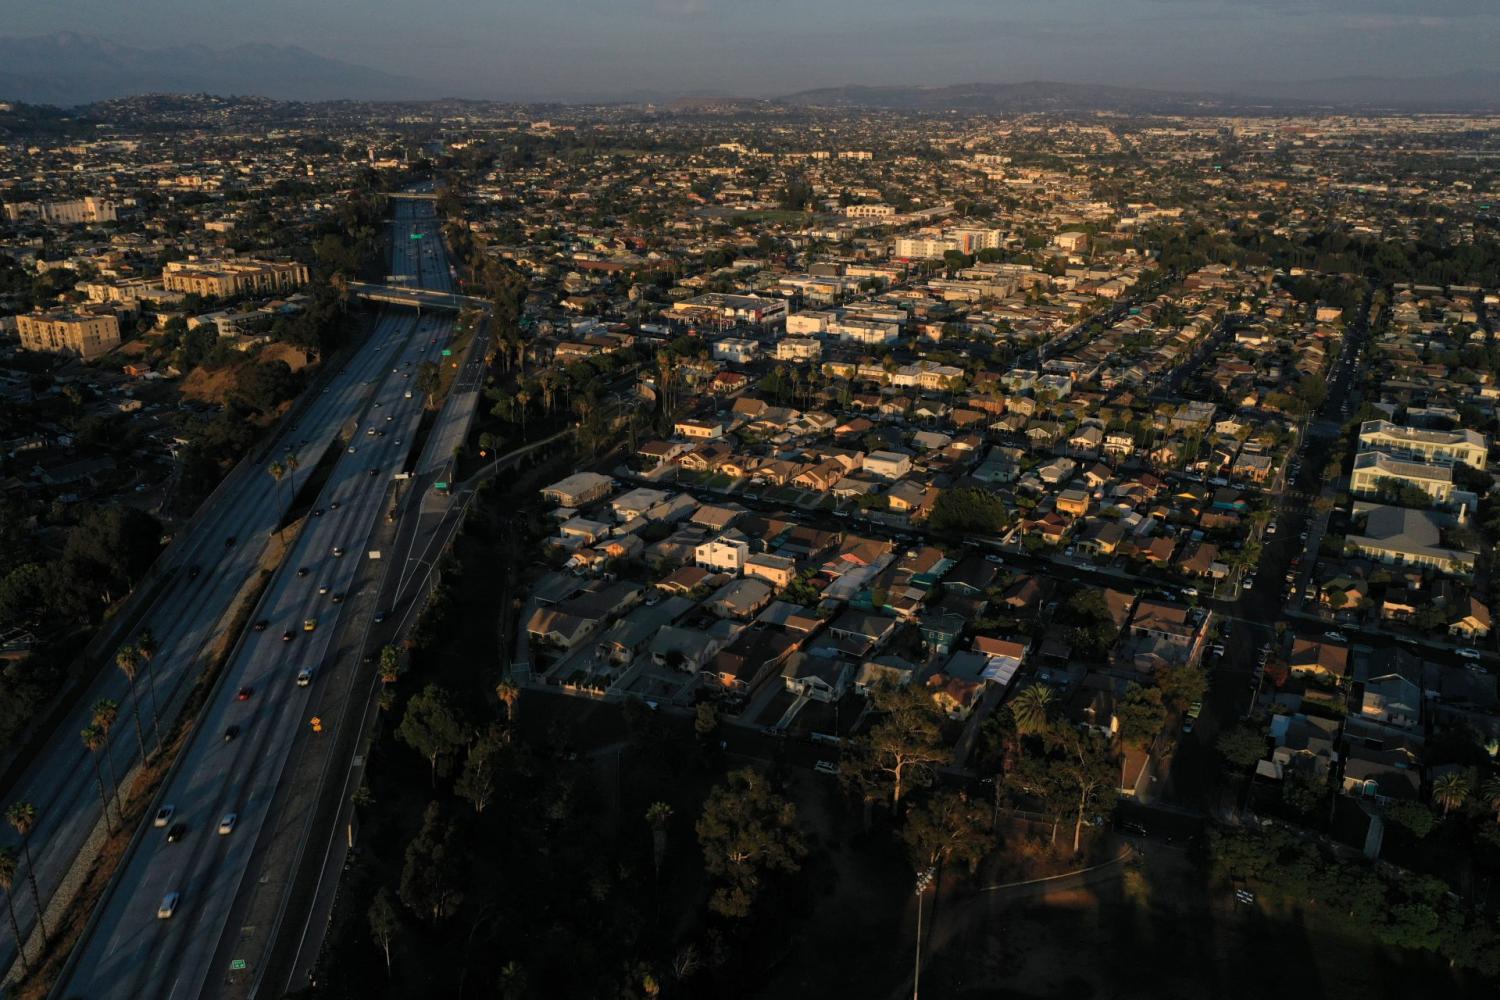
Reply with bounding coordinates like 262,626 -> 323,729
0,32 -> 424,106
0,32 -> 1497,113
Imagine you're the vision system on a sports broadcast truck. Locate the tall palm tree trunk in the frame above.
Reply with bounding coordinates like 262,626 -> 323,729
144,661 -> 163,751
91,755 -> 116,834
22,841 -> 46,945
3,895 -> 25,974
126,677 -> 148,763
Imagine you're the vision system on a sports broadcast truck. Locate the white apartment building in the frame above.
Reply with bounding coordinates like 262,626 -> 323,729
786,310 -> 834,336
774,338 -> 822,362
1350,451 -> 1456,504
864,451 -> 914,479
695,536 -> 750,575
1358,420 -> 1487,469
845,204 -> 896,220
711,338 -> 760,364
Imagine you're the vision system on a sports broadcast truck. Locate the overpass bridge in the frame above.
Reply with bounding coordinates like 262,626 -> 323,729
384,191 -> 440,201
349,281 -> 489,314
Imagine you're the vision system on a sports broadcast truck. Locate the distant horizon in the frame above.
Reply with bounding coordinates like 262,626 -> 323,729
1,0 -> 1498,105
2,30 -> 1499,112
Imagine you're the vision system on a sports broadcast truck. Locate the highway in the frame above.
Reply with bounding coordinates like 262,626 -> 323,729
49,197 -> 460,999
0,206 -> 450,985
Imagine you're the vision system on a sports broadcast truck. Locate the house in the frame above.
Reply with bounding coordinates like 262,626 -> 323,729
677,442 -> 733,472
1341,749 -> 1421,804
781,653 -> 851,703
1451,597 -> 1493,639
710,628 -> 798,693
1104,431 -> 1135,459
1289,638 -> 1349,683
610,487 -> 672,522
1346,505 -> 1475,577
540,472 -> 613,508
822,610 -> 898,659
525,607 -> 596,650
973,636 -> 1027,686
744,552 -> 797,589
1055,488 -> 1091,518
855,655 -> 916,694
650,626 -> 717,671
1360,657 -> 1424,731
674,418 -> 725,440
708,577 -> 775,619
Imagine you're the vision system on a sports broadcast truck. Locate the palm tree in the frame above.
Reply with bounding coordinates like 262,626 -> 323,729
134,629 -> 163,750
267,460 -> 286,539
1011,685 -> 1054,738
283,451 -> 301,508
115,644 -> 150,762
82,726 -> 117,835
91,699 -> 125,820
646,802 -> 673,880
1481,776 -> 1500,824
514,389 -> 531,435
495,680 -> 519,726
1433,771 -> 1470,816
0,847 -> 27,975
6,801 -> 46,946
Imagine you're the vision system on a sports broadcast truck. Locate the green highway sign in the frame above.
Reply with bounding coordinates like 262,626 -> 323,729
410,233 -> 423,240
441,348 -> 453,357
434,481 -> 449,490
230,959 -> 247,971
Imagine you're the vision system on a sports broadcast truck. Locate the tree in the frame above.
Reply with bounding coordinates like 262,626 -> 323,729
368,886 -> 399,977
267,461 -> 287,537
900,791 -> 994,875
134,628 -> 163,748
90,699 -> 125,820
0,847 -> 26,975
1386,800 -> 1436,839
1433,771 -> 1470,816
696,768 -> 806,919
6,801 -> 46,946
1216,724 -> 1268,770
1281,768 -> 1326,817
1480,776 -> 1500,824
115,643 -> 150,762
842,686 -> 949,809
417,360 -> 441,409
399,802 -> 465,923
1010,684 -> 1054,738
81,725 -> 117,835
1116,684 -> 1166,748
1051,727 -> 1116,855
928,487 -> 1009,536
379,645 -> 405,685
397,684 -> 471,785
495,679 -> 519,725
1061,589 -> 1119,659
455,729 -> 500,815
693,702 -> 719,743
646,801 -> 673,880
1156,660 -> 1208,713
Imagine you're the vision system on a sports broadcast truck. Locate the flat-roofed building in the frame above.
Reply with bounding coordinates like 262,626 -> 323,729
540,472 -> 614,508
1350,451 -> 1455,504
162,258 -> 309,298
3,196 -> 117,224
1358,419 -> 1487,469
17,310 -> 121,360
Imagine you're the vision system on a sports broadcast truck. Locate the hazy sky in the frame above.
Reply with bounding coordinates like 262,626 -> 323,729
8,0 -> 1500,100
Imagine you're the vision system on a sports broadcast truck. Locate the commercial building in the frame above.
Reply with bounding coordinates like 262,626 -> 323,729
1358,420 -> 1487,469
17,310 -> 121,360
669,293 -> 786,327
540,472 -> 614,508
162,258 -> 310,298
773,338 -> 822,362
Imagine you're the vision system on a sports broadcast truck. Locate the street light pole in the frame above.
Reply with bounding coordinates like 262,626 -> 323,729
913,866 -> 935,1000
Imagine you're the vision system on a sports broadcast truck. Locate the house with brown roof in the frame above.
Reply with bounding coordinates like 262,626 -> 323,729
1289,638 -> 1349,684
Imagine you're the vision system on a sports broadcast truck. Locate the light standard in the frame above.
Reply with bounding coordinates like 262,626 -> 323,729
913,865 -> 936,1000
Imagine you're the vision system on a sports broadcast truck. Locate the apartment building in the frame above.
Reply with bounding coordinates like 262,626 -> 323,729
845,204 -> 896,219
773,338 -> 822,362
1358,420 -> 1487,469
3,197 -> 117,224
669,293 -> 786,327
162,258 -> 310,298
710,338 -> 760,364
1350,451 -> 1456,504
17,310 -> 121,360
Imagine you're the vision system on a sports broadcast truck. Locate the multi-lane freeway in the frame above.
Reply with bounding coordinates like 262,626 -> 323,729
43,196 -> 461,999
0,202 -> 452,986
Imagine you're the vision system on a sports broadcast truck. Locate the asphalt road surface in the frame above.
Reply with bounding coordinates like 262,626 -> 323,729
50,198 -> 458,1000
